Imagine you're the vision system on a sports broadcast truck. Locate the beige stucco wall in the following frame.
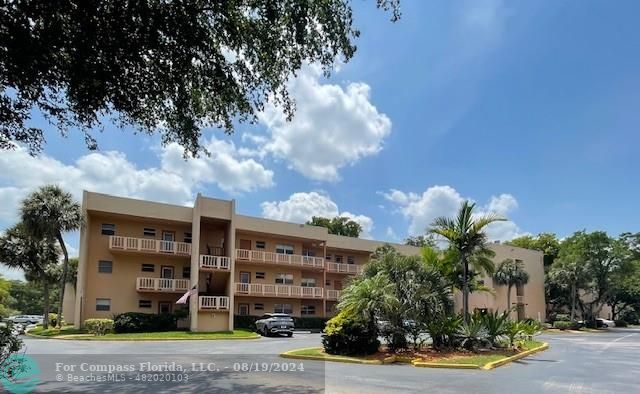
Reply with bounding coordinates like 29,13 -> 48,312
197,312 -> 230,331
458,243 -> 546,321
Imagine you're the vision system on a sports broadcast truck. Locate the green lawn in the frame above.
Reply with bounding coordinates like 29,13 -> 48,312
29,328 -> 259,340
28,325 -> 86,337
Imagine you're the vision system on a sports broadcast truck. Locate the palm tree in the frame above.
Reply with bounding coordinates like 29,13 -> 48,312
493,258 -> 530,316
21,185 -> 82,327
430,201 -> 505,322
0,223 -> 60,329
338,273 -> 398,332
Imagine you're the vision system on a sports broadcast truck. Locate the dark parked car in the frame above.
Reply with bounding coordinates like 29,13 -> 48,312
255,313 -> 294,337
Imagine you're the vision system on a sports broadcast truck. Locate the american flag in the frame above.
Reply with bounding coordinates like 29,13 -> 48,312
176,285 -> 197,304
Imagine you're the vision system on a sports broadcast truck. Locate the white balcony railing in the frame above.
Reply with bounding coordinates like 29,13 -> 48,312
200,255 -> 231,271
235,249 -> 324,269
235,283 -> 324,298
110,236 -> 191,256
326,262 -> 362,275
136,277 -> 190,292
326,290 -> 342,300
199,296 -> 230,311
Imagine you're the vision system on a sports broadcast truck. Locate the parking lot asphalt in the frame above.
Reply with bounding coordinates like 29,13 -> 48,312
12,328 -> 640,393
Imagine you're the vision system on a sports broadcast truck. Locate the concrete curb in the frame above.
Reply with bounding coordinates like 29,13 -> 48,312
482,342 -> 549,370
26,332 -> 261,341
280,348 -> 384,365
280,343 -> 550,370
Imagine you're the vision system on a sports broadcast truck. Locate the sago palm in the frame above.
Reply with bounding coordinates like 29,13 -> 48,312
493,258 -> 530,315
21,185 -> 82,327
429,201 -> 505,322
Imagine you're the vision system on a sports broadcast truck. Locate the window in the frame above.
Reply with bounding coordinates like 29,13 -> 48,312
141,264 -> 155,272
274,303 -> 293,314
335,255 -> 343,264
184,232 -> 192,244
98,260 -> 112,273
101,223 -> 115,236
275,244 -> 294,255
347,256 -> 355,264
255,272 -> 265,279
255,241 -> 266,249
238,304 -> 250,316
158,302 -> 172,314
301,278 -> 316,288
254,303 -> 264,311
182,266 -> 191,279
139,300 -> 152,308
325,279 -> 331,286
301,305 -> 316,316
303,249 -> 316,257
275,273 -> 294,285
143,227 -> 156,237
96,298 -> 111,311
325,254 -> 332,261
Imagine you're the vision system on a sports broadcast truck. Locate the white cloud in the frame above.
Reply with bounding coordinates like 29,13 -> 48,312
386,227 -> 399,241
0,138 -> 274,224
382,185 -> 523,241
251,65 -> 392,181
261,192 -> 374,238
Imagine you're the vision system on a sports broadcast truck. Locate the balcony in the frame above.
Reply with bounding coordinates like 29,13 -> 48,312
235,283 -> 324,299
198,296 -> 230,311
136,277 -> 190,293
326,262 -> 362,275
326,290 -> 342,300
235,249 -> 324,269
200,255 -> 231,271
109,236 -> 191,256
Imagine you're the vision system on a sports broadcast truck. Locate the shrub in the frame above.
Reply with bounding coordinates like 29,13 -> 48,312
292,317 -> 329,330
113,313 -> 177,333
479,311 -> 509,346
614,320 -> 628,327
425,315 -> 461,350
322,312 -> 379,356
618,310 -> 639,325
48,313 -> 63,327
553,313 -> 570,322
456,317 -> 490,351
0,323 -> 27,380
84,319 -> 114,336
233,315 -> 260,330
553,321 -> 573,330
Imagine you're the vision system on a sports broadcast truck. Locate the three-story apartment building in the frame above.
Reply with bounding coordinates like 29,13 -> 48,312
66,191 -> 545,332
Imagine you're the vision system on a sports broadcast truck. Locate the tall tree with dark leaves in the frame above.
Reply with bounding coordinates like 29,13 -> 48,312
20,185 -> 82,327
1,0 -> 400,155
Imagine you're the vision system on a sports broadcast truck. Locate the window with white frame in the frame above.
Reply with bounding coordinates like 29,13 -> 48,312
143,227 -> 156,237
184,232 -> 192,244
301,278 -> 316,288
301,305 -> 316,315
255,241 -> 266,249
255,272 -> 265,279
98,260 -> 112,273
325,254 -> 332,261
274,303 -> 293,314
139,300 -> 152,308
335,255 -> 343,264
275,273 -> 293,285
141,264 -> 155,272
254,303 -> 264,311
96,298 -> 111,311
275,244 -> 294,255
347,256 -> 355,264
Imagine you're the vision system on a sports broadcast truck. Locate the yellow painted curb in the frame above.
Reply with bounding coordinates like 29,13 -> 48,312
27,332 -> 261,341
482,343 -> 549,370
413,361 -> 479,369
280,348 -> 383,365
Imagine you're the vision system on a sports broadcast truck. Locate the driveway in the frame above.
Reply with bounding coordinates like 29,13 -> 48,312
9,329 -> 640,393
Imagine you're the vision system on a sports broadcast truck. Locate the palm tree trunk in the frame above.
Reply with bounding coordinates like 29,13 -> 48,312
506,284 -> 512,317
43,280 -> 50,329
56,230 -> 69,328
570,282 -> 576,321
462,255 -> 469,323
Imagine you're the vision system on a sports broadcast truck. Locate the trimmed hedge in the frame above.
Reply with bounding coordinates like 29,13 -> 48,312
113,312 -> 178,333
553,321 -> 574,330
322,312 -> 379,356
614,320 -> 628,327
84,319 -> 114,336
233,315 -> 329,330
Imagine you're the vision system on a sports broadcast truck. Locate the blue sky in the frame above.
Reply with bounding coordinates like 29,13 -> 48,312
2,0 -> 639,279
